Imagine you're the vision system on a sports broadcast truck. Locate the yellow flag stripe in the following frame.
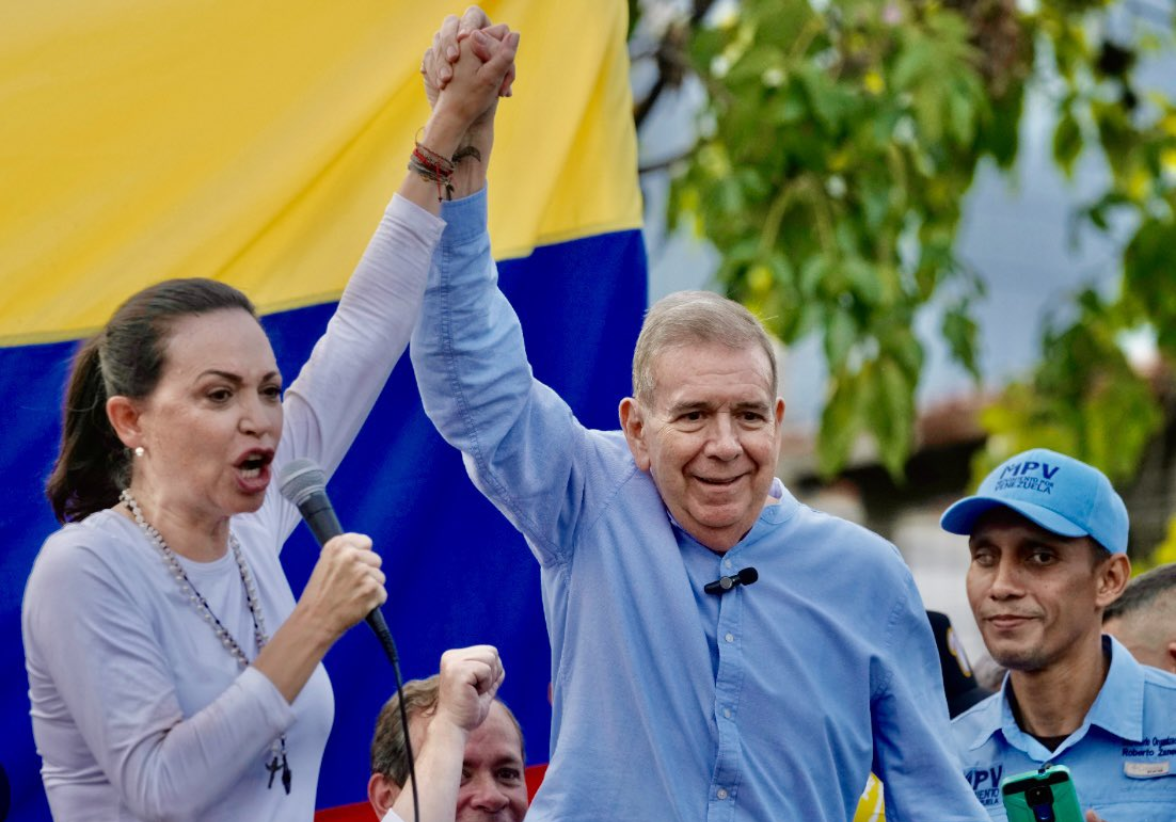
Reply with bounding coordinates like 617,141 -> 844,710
0,0 -> 642,346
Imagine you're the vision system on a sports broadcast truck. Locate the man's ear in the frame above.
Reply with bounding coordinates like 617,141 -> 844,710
106,395 -> 144,450
774,398 -> 785,427
368,773 -> 401,819
619,397 -> 651,471
1166,641 -> 1176,675
1095,553 -> 1131,608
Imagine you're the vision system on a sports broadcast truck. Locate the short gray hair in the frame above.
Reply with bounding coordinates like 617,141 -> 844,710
632,291 -> 777,405
370,675 -> 525,786
1104,563 -> 1176,623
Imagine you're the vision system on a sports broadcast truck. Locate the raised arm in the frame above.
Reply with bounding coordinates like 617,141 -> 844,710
266,25 -> 519,546
241,29 -> 521,749
410,21 -> 620,565
387,646 -> 506,822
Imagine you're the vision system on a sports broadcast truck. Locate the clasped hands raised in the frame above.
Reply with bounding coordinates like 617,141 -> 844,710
421,6 -> 518,129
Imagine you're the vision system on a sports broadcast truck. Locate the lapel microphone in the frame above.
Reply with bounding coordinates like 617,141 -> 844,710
704,566 -> 759,596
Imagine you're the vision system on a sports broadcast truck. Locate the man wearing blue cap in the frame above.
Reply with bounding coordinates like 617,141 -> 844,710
941,448 -> 1176,821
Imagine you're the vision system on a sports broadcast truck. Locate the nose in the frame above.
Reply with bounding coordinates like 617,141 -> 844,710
704,413 -> 742,461
986,556 -> 1024,600
238,393 -> 278,438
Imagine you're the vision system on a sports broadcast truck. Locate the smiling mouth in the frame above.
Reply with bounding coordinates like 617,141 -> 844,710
696,475 -> 743,486
987,615 -> 1034,629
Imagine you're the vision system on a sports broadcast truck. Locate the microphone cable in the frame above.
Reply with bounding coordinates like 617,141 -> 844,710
382,632 -> 419,822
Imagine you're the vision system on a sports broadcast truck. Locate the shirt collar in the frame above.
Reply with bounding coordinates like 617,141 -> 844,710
960,690 -> 1005,751
962,634 -> 1145,753
1083,634 -> 1145,742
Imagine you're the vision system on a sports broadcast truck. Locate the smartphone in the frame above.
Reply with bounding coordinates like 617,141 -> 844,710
1000,764 -> 1084,822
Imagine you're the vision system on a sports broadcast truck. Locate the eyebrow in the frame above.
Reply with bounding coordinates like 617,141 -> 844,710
197,369 -> 281,384
666,399 -> 771,415
665,400 -> 711,415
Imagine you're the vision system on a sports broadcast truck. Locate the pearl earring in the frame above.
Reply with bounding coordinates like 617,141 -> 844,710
134,446 -> 145,458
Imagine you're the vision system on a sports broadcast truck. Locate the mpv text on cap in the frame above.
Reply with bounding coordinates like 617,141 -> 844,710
940,447 -> 1129,554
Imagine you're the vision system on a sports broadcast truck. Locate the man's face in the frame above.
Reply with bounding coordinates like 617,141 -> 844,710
369,702 -> 528,822
967,508 -> 1112,672
455,702 -> 528,822
621,342 -> 784,553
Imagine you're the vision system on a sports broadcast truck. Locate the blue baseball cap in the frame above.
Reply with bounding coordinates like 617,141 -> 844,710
940,448 -> 1129,553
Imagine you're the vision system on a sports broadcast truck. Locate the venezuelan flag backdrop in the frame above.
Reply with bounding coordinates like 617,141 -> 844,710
0,1 -> 645,817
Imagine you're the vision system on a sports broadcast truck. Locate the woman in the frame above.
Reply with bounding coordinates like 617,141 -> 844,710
21,23 -> 518,822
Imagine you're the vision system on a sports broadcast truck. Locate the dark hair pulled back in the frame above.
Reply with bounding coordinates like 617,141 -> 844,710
46,278 -> 257,523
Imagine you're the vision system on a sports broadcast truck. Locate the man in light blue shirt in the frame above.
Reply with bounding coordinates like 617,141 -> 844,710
942,448 -> 1176,821
409,188 -> 986,820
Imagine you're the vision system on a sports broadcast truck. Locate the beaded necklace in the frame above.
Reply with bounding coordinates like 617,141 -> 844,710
120,489 -> 292,794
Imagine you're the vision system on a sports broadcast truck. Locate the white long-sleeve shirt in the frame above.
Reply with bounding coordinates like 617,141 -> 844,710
22,194 -> 444,822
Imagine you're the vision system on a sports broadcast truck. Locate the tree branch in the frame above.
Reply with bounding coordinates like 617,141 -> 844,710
632,0 -> 720,130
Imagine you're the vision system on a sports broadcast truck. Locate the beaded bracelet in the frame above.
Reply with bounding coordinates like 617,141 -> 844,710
408,142 -> 456,202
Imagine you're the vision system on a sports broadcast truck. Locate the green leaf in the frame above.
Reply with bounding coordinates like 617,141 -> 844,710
824,309 -> 856,370
942,301 -> 981,380
844,257 -> 884,308
874,358 -> 915,479
817,372 -> 861,478
1053,111 -> 1083,178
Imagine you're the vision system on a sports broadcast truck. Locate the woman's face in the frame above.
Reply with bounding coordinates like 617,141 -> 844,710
128,308 -> 283,522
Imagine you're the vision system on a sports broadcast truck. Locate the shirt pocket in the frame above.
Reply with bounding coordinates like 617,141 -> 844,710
1084,765 -> 1176,822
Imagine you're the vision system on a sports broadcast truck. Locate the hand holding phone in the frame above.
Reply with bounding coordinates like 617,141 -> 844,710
1000,764 -> 1084,822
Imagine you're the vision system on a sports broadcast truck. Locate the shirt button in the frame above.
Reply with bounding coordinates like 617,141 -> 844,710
724,559 -> 733,569
717,788 -> 729,800
723,708 -> 732,719
725,633 -> 734,643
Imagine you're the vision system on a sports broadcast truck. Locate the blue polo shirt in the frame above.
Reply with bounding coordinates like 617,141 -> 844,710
952,636 -> 1176,821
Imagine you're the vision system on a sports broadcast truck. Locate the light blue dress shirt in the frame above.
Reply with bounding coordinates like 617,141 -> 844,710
952,635 -> 1176,821
411,190 -> 987,822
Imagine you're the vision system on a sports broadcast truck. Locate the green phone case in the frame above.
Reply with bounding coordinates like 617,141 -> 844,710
1000,764 -> 1084,822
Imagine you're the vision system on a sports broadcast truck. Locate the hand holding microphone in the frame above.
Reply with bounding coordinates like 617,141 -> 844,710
299,531 -> 387,640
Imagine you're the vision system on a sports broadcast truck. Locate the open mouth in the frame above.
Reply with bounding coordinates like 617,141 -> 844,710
236,450 -> 273,479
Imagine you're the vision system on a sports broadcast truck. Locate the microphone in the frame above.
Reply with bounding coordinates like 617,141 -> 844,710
704,566 -> 759,596
277,458 -> 396,654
